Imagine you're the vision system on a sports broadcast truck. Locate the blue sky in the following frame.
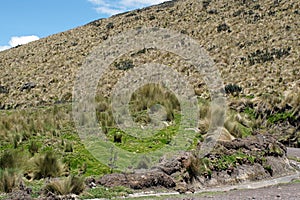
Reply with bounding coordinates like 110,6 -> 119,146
0,0 -> 168,51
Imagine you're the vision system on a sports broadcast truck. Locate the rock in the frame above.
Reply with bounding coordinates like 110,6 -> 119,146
157,151 -> 192,175
106,22 -> 114,29
85,177 -> 96,188
217,23 -> 231,32
204,127 -> 235,142
264,156 -> 292,176
0,85 -> 9,94
99,169 -> 175,189
218,134 -> 287,154
20,82 -> 36,91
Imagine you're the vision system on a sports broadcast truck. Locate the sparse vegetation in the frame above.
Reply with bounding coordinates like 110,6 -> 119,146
267,112 -> 295,124
247,47 -> 291,66
80,186 -> 133,199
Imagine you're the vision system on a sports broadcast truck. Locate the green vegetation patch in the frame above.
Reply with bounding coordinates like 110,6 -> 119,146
80,186 -> 133,199
267,111 -> 295,124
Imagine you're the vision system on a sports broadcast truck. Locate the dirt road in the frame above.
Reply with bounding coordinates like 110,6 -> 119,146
171,182 -> 300,200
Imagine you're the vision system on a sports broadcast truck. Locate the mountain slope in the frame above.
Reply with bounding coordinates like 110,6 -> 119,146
0,0 -> 299,109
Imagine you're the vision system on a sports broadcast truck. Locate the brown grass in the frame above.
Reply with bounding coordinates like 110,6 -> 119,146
33,151 -> 65,179
0,169 -> 20,193
44,175 -> 85,195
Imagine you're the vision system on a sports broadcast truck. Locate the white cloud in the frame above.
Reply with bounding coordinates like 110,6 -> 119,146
9,35 -> 40,47
88,0 -> 169,16
0,46 -> 10,51
95,7 -> 124,16
120,0 -> 168,7
0,35 -> 39,52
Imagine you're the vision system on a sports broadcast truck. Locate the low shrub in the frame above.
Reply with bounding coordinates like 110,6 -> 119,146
225,84 -> 242,96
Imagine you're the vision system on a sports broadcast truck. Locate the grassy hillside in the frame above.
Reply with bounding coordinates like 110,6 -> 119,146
0,0 -> 299,108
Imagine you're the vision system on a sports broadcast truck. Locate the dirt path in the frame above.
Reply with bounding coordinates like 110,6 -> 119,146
287,147 -> 300,158
172,182 -> 300,200
127,171 -> 300,200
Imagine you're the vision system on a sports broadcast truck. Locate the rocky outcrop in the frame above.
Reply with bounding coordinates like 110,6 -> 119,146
99,170 -> 175,189
99,134 -> 295,193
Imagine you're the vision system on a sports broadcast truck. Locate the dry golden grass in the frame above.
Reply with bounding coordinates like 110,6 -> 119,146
96,83 -> 180,130
0,169 -> 20,193
0,0 -> 298,111
0,105 -> 70,143
44,175 -> 85,195
33,151 -> 65,179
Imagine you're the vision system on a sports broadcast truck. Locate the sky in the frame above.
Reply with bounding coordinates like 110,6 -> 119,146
0,0 -> 168,51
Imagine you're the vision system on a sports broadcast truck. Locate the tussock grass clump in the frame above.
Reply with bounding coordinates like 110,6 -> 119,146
95,83 -> 180,129
0,150 -> 19,169
225,84 -> 242,96
33,151 -> 64,179
129,83 -> 180,123
95,96 -> 114,130
44,175 -> 85,195
224,115 -> 252,138
64,142 -> 73,153
0,169 -> 20,193
28,141 -> 39,156
186,156 -> 212,180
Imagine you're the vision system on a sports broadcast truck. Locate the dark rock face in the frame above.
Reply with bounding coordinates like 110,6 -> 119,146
0,85 -> 9,94
99,170 -> 176,189
218,134 -> 287,155
20,82 -> 36,91
98,135 -> 294,192
217,23 -> 231,32
225,84 -> 243,95
106,22 -> 114,29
